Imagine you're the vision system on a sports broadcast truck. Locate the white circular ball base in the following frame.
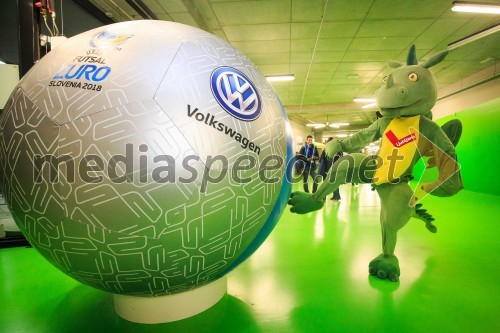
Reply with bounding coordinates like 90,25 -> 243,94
113,276 -> 227,324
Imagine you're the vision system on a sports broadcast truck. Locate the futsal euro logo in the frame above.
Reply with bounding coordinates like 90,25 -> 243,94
211,67 -> 261,121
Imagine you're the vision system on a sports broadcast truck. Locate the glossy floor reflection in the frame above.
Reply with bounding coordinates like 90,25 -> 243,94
1,184 -> 499,332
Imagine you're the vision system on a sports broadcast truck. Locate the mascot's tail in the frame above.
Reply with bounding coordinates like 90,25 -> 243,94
412,203 -> 437,233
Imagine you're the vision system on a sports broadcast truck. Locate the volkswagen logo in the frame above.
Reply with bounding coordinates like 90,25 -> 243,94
210,67 -> 261,121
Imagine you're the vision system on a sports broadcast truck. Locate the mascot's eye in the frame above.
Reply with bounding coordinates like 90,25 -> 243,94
382,76 -> 387,83
408,73 -> 418,81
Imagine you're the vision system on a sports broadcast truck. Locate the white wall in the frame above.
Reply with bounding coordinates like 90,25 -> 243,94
433,64 -> 499,120
0,64 -> 19,109
288,118 -> 312,153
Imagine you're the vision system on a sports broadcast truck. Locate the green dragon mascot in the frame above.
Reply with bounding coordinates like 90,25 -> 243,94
288,45 -> 463,282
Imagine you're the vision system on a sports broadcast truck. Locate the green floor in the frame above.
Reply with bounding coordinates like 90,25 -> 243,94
1,184 -> 499,333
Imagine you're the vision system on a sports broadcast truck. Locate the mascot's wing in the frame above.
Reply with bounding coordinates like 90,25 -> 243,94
426,119 -> 462,168
419,119 -> 464,197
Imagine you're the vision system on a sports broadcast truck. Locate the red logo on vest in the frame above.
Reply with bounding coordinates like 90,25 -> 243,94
386,130 -> 416,147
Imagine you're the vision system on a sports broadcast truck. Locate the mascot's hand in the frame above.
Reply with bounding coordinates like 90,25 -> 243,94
325,139 -> 342,158
288,192 -> 325,214
424,147 -> 436,168
426,156 -> 436,168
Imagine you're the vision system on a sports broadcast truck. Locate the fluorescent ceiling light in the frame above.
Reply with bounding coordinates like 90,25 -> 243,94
336,134 -> 349,138
448,23 -> 500,50
266,74 -> 295,82
353,97 -> 375,103
306,123 -> 325,128
451,1 -> 500,14
362,102 -> 378,109
306,121 -> 348,129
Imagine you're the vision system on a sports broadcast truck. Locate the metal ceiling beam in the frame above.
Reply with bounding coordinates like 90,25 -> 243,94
125,0 -> 158,20
17,0 -> 39,77
73,0 -> 114,25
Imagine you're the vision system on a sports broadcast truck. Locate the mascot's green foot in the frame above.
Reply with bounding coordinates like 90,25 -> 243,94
288,192 -> 325,214
369,254 -> 400,282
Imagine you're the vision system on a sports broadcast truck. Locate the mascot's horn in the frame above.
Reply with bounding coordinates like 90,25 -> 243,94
406,44 -> 418,65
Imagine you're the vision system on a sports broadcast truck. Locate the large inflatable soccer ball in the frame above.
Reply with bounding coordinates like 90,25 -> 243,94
0,21 -> 292,296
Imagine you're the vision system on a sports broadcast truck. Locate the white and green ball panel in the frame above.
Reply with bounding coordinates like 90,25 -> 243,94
0,93 -> 286,296
0,21 -> 291,296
